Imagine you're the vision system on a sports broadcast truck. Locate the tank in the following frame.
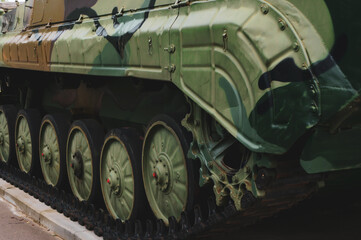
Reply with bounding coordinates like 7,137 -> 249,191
0,0 -> 360,232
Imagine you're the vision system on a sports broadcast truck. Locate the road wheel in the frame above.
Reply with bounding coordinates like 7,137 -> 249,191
66,119 -> 104,202
39,114 -> 70,188
15,109 -> 41,174
0,105 -> 17,165
142,115 -> 195,225
100,128 -> 146,221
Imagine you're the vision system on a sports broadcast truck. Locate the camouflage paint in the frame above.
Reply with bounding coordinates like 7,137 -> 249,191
0,0 -> 360,172
301,128 -> 361,173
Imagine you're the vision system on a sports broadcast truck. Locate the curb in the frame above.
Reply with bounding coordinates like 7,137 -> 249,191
0,178 -> 102,240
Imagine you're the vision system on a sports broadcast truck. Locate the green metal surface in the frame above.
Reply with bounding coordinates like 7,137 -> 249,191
67,127 -> 93,201
39,121 -> 61,187
100,136 -> 135,221
301,128 -> 361,174
143,121 -> 188,225
15,115 -> 32,173
0,110 -> 10,163
0,0 -> 360,158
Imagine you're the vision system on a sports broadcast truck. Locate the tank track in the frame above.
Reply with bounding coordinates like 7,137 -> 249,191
0,159 -> 322,240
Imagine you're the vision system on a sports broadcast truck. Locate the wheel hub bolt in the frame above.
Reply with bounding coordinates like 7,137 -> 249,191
42,145 -> 52,164
108,170 -> 122,195
153,158 -> 170,192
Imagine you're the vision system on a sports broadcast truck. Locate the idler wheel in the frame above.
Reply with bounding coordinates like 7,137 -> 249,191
142,115 -> 195,225
15,109 -> 41,174
66,120 -> 104,202
100,128 -> 147,222
39,114 -> 70,187
0,105 -> 17,165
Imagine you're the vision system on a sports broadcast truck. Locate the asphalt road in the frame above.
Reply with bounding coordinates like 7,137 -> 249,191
0,197 -> 61,240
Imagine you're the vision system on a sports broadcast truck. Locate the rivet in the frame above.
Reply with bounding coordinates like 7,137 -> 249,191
260,3 -> 269,14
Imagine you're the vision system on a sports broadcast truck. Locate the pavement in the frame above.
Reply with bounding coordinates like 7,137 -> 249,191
0,197 -> 60,240
0,178 -> 102,240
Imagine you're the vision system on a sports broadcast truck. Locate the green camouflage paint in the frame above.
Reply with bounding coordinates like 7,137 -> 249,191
0,0 -> 360,174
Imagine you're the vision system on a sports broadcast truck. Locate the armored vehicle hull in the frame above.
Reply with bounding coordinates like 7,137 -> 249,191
0,0 -> 360,236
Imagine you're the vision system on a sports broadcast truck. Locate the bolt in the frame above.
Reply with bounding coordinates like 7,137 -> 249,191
310,85 -> 317,95
260,3 -> 269,14
293,42 -> 300,52
220,175 -> 225,181
278,19 -> 286,31
311,103 -> 318,113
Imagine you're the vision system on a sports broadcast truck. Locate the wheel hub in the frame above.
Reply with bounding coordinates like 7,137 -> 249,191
107,166 -> 122,195
42,145 -> 52,164
153,154 -> 171,192
71,151 -> 83,178
0,132 -> 4,146
17,136 -> 25,154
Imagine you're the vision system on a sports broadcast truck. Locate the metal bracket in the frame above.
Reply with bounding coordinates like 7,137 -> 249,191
222,30 -> 228,52
164,44 -> 176,54
45,19 -> 52,28
115,7 -> 125,18
148,37 -> 153,55
164,64 -> 176,73
75,14 -> 85,24
171,0 -> 190,8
